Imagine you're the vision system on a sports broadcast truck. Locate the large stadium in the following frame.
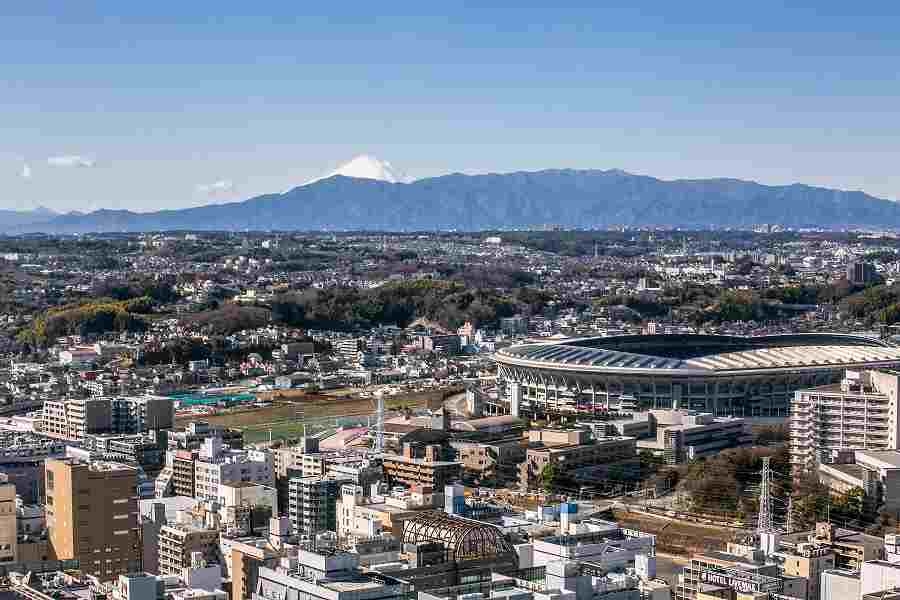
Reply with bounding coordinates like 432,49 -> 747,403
493,333 -> 900,419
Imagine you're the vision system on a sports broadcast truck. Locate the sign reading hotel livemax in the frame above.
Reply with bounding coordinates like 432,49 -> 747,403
698,570 -> 779,594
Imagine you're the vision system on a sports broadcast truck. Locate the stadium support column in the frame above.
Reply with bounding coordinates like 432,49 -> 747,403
509,382 -> 522,417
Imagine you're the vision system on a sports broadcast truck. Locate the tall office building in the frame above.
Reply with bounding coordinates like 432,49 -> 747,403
791,369 -> 900,469
45,458 -> 141,580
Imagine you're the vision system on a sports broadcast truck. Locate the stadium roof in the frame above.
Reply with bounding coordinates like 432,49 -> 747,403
496,334 -> 900,375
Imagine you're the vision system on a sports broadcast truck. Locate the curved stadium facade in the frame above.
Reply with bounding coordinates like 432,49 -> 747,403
494,334 -> 900,418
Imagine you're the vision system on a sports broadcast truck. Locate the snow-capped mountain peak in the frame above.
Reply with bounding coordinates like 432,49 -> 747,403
307,155 -> 407,185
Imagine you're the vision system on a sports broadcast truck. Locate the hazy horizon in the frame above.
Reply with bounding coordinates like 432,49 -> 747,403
4,3 -> 900,212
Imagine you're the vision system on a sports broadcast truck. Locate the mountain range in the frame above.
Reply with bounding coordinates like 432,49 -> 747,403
5,158 -> 900,233
0,206 -> 58,228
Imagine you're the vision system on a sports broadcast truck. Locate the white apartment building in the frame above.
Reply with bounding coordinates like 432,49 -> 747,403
791,369 -> 900,468
194,437 -> 273,502
336,484 -> 383,539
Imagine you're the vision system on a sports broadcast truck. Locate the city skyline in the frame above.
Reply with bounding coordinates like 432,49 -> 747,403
3,2 -> 900,212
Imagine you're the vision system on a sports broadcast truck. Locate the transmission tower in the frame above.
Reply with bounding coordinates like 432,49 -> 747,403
373,390 -> 385,453
757,456 -> 775,534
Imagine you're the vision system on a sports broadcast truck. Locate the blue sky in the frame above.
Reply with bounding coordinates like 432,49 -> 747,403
3,1 -> 900,212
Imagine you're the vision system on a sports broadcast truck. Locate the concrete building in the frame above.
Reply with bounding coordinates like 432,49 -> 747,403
42,396 -> 174,441
675,544 -> 806,600
219,480 -> 277,515
194,437 -> 274,501
227,518 -> 297,600
382,444 -> 461,490
0,474 -> 16,564
45,458 -> 141,580
158,523 -> 220,576
821,569 -> 861,600
172,450 -> 199,497
253,547 -> 410,600
778,542 -> 835,600
782,522 -> 884,570
451,439 -> 525,485
273,438 -> 319,516
855,450 -> 900,512
382,510 -> 518,590
420,334 -> 461,355
636,410 -> 752,464
335,485 -> 436,539
166,421 -> 244,451
861,560 -> 900,597
288,477 -> 346,537
0,431 -> 67,502
496,333 -> 900,418
326,459 -> 383,492
525,520 -> 656,570
140,501 -> 168,575
518,431 -> 636,490
848,260 -> 877,286
336,485 -> 384,539
791,369 -> 900,469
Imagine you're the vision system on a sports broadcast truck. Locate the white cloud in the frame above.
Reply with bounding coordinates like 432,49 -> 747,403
20,163 -> 32,179
196,180 -> 234,195
47,155 -> 96,168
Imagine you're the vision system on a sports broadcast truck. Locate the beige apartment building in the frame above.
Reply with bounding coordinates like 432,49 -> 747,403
0,474 -> 16,564
45,458 -> 140,580
158,523 -> 220,576
519,429 -> 637,490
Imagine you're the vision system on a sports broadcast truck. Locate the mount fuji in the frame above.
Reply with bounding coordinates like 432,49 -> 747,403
307,154 -> 408,185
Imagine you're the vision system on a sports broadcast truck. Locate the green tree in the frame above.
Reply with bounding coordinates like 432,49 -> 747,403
540,463 -> 558,493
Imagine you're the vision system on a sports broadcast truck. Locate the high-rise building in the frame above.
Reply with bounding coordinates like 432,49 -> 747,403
45,458 -> 141,580
0,474 -> 17,564
791,369 -> 900,469
848,261 -> 877,286
288,477 -> 346,537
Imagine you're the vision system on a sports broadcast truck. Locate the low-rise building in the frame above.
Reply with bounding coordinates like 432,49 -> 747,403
253,546 -> 411,600
42,396 -> 174,441
636,410 -> 752,464
382,443 -> 461,490
518,431 -> 636,490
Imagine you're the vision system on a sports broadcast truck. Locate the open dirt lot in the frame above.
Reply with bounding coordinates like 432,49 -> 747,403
613,508 -> 743,556
174,387 -> 459,443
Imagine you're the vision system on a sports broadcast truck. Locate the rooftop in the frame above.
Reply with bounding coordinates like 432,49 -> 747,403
498,333 -> 900,374
856,450 -> 900,469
